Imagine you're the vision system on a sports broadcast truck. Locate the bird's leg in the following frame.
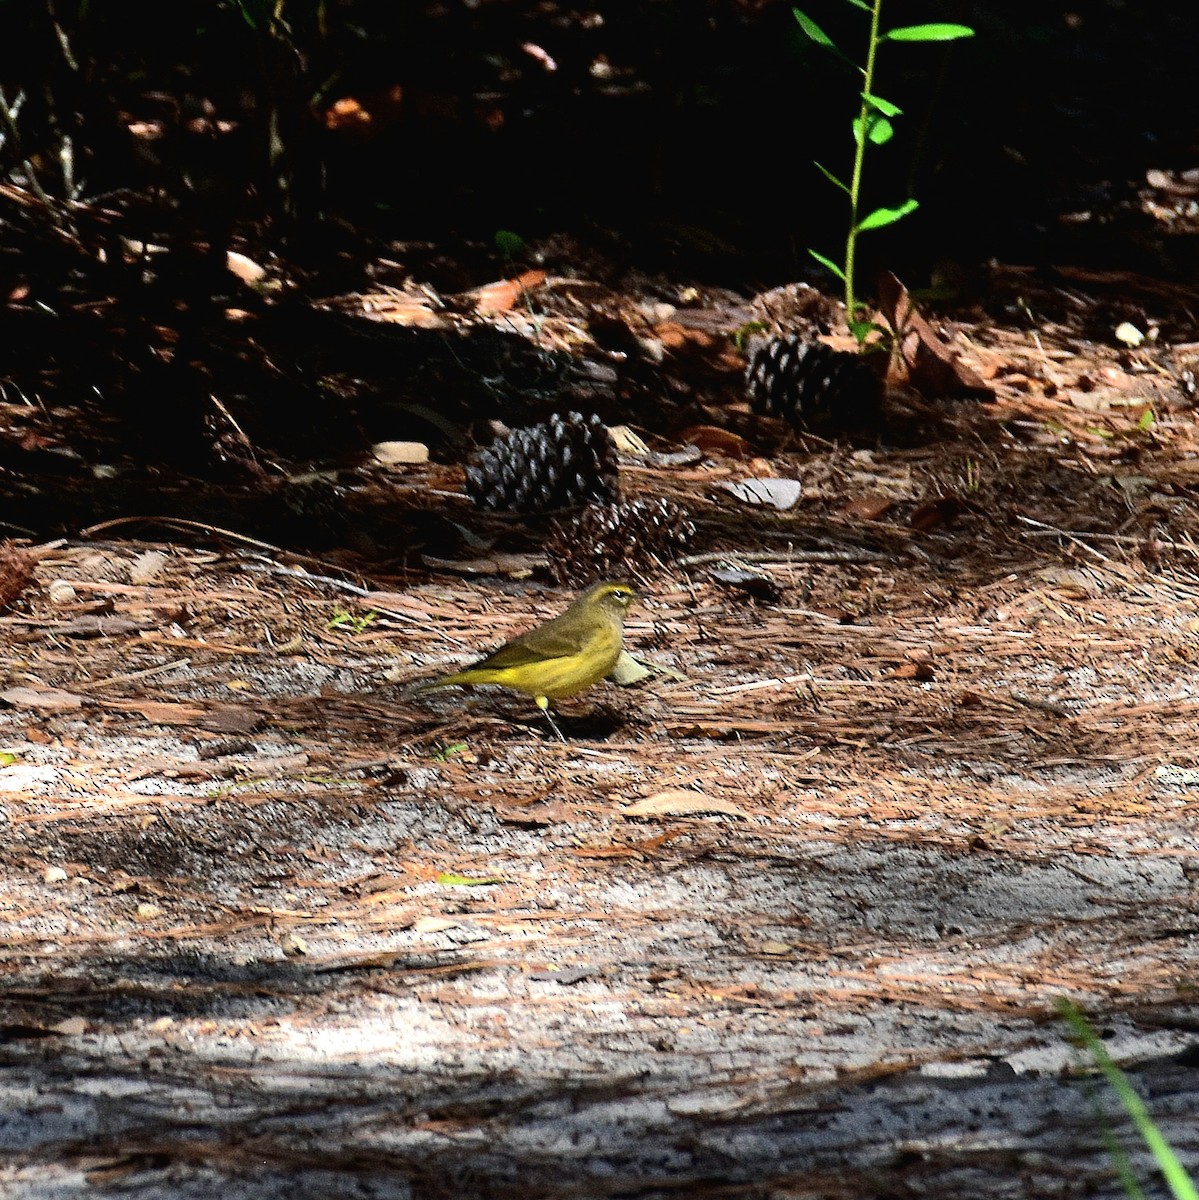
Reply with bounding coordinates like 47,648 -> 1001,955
535,695 -> 566,742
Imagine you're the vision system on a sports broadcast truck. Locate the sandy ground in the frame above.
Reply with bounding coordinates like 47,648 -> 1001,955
0,488 -> 1197,1198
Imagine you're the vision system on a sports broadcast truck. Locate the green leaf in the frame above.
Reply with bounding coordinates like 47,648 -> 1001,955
807,249 -> 846,281
856,198 -> 919,232
862,92 -> 902,117
841,0 -> 872,9
884,23 -> 975,42
0,751 -> 16,767
234,0 -> 262,29
868,116 -> 893,144
853,113 -> 893,146
792,7 -> 837,48
234,0 -> 279,30
436,872 -> 504,887
1137,406 -> 1156,431
813,160 -> 850,193
848,319 -> 880,345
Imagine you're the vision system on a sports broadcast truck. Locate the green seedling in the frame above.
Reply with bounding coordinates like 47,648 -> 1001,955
793,3 -> 973,343
326,607 -> 376,636
495,229 -> 526,264
431,741 -> 469,762
963,456 -> 980,493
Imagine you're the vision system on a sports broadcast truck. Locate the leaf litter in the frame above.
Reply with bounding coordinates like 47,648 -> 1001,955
0,269 -> 1199,1196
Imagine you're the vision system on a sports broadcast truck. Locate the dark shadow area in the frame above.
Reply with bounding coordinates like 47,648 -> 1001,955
0,0 -> 1194,551
0,975 -> 1196,1198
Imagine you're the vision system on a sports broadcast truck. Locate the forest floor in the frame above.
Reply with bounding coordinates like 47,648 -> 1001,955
1,253 -> 1199,1198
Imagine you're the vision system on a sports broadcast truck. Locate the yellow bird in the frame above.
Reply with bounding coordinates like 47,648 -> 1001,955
417,581 -> 637,740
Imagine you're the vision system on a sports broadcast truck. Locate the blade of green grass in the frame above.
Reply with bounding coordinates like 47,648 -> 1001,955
1058,1000 -> 1199,1200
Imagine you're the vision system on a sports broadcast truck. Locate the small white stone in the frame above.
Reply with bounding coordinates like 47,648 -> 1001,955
373,441 -> 430,465
1115,321 -> 1144,347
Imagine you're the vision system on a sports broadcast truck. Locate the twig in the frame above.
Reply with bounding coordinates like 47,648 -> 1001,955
76,658 -> 193,692
0,88 -> 53,213
239,557 -> 373,598
1019,519 -> 1199,558
1014,516 -> 1112,562
676,549 -> 888,569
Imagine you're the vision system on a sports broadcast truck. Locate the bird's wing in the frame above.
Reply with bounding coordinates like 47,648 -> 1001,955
475,622 -> 583,670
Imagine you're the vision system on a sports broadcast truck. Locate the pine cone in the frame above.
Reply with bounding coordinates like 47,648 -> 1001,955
745,334 -> 881,434
465,412 -> 618,512
545,498 -> 694,585
0,541 -> 34,614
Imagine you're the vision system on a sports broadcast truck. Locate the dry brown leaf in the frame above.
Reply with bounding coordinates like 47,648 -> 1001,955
499,803 -> 573,828
421,552 -> 543,578
677,425 -> 749,459
99,699 -> 264,734
199,707 -> 266,734
58,615 -> 141,638
910,496 -> 968,532
653,321 -> 710,353
878,271 -> 993,400
623,790 -> 749,820
718,478 -> 802,511
100,699 -> 207,725
571,845 -> 648,860
470,270 -> 547,315
844,494 -> 896,521
0,686 -> 85,713
225,250 -> 266,285
888,661 -> 936,682
324,85 -> 404,139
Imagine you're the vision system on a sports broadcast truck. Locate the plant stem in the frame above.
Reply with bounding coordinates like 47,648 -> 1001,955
845,0 -> 883,326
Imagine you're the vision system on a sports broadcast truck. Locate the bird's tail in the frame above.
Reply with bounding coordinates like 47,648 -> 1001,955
412,676 -> 454,695
413,669 -> 480,694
